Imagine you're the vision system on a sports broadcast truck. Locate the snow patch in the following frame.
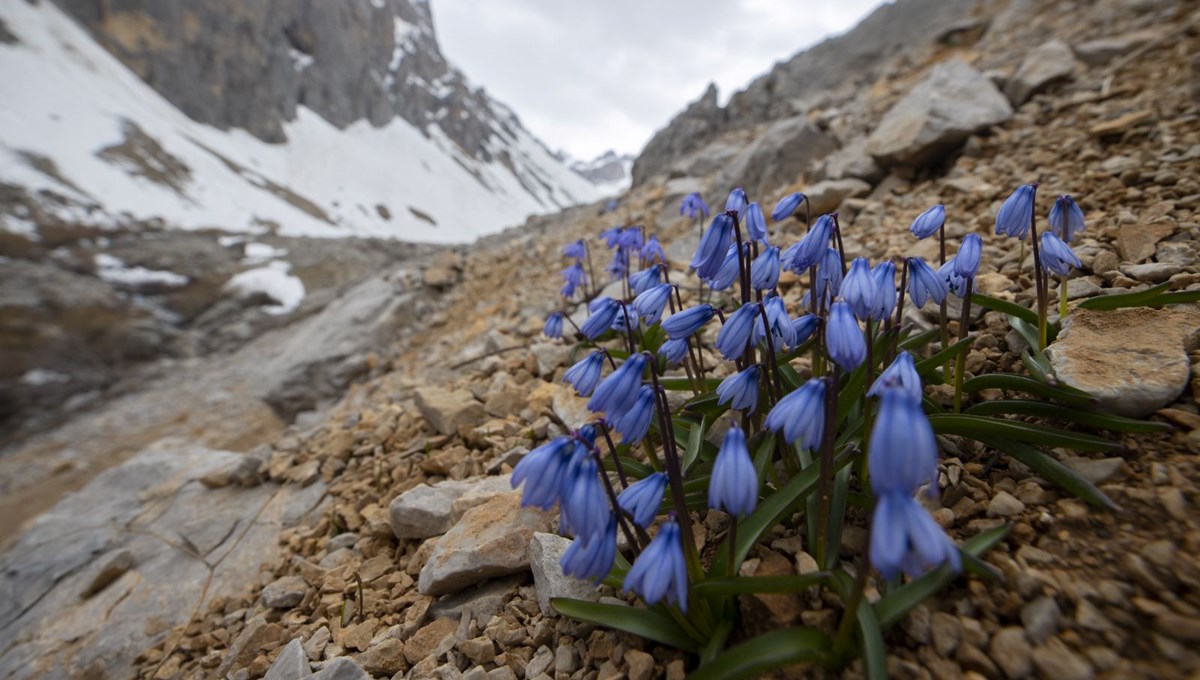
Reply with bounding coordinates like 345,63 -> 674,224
224,260 -> 306,315
94,253 -> 189,288
242,242 -> 288,264
21,369 -> 70,386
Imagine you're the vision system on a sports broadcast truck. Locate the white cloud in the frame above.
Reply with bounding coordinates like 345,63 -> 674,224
430,0 -> 886,159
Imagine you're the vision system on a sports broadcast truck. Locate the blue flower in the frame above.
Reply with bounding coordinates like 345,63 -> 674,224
709,425 -> 758,517
772,192 -> 806,221
784,214 -> 833,272
995,184 -> 1037,240
906,257 -> 948,308
641,235 -> 666,263
561,515 -> 617,583
745,202 -> 768,243
628,266 -> 662,297
605,248 -> 630,280
600,227 -> 623,248
580,297 -> 621,339
563,239 -> 587,260
868,351 -> 923,402
633,283 -> 673,325
544,312 -> 564,339
869,261 -> 897,321
623,519 -> 689,611
680,192 -> 710,219
726,187 -> 748,219
707,243 -> 743,291
754,295 -> 795,351
617,227 -> 643,251
955,234 -> 982,278
691,213 -> 735,280
617,473 -> 667,528
715,302 -> 761,360
868,389 -> 937,495
611,304 -> 640,334
560,453 -> 610,540
870,490 -> 961,580
613,386 -> 656,446
791,314 -> 820,347
815,247 -> 843,305
658,337 -> 690,364
1048,195 -> 1085,243
512,431 -> 591,510
750,246 -> 781,291
1040,232 -> 1082,276
716,365 -> 761,413
826,301 -> 866,371
561,262 -> 587,298
588,353 -> 647,417
764,378 -> 825,450
909,205 -> 945,239
662,304 -> 715,340
840,257 -> 877,320
564,351 -> 605,397
938,259 -> 968,298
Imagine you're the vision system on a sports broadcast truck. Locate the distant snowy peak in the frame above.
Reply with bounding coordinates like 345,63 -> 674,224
0,0 -> 598,243
570,151 -> 635,196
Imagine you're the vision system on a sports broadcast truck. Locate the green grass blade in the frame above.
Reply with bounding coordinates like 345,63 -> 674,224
689,627 -> 832,680
929,414 -> 1120,452
659,377 -> 721,391
960,374 -> 1096,406
1077,282 -> 1171,310
980,436 -> 1117,509
971,292 -> 1038,325
914,336 -> 974,380
684,418 -> 705,472
550,599 -> 700,652
830,571 -> 887,680
693,573 -> 828,596
965,400 -> 1170,433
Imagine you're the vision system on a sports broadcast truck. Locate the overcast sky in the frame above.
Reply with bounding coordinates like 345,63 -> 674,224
430,0 -> 887,161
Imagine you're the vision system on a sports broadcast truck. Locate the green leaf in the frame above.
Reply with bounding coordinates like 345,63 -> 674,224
965,400 -> 1170,434
899,328 -> 941,351
1021,350 -> 1056,385
1153,290 -> 1200,306
659,377 -> 721,391
830,571 -> 887,680
961,373 -> 1096,407
980,436 -> 1117,509
875,525 -> 1011,628
776,362 -> 805,391
751,432 -> 777,493
689,627 -> 832,680
928,413 -> 1119,452
1010,315 -> 1041,353
550,599 -> 700,652
683,418 -> 705,473
971,292 -> 1038,325
682,392 -> 729,420
824,465 -> 852,570
914,336 -> 975,379
1077,282 -> 1172,310
693,573 -> 828,596
641,322 -> 666,354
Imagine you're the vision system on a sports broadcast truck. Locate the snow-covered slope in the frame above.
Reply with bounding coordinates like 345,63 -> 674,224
0,1 -> 599,243
570,150 -> 635,197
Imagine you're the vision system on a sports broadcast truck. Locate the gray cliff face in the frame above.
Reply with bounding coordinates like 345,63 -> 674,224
51,0 -> 522,162
630,0 -> 985,187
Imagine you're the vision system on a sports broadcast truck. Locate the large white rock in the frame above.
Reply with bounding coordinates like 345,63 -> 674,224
414,385 -> 486,435
528,533 -> 601,617
1006,39 -> 1078,105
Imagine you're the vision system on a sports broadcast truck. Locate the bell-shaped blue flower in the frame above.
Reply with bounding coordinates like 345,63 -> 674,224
633,283 -> 673,325
826,301 -> 866,371
995,184 -> 1037,240
870,490 -> 961,580
561,262 -> 587,298
680,192 -> 710,219
840,257 -> 877,320
560,454 -> 610,540
691,213 -> 734,279
628,266 -> 662,297
745,202 -> 768,243
588,353 -> 647,417
613,386 -> 656,446
909,205 -> 945,239
906,257 -> 948,308
605,248 -> 630,281
580,297 -> 621,339
764,378 -> 825,450
938,259 -> 968,298
662,304 -> 714,340
564,351 -> 605,397
869,261 -> 897,321
600,227 -> 623,248
772,192 -> 805,221
754,295 -> 795,351
1048,195 -> 1085,243
715,365 -> 761,413
868,351 -> 923,402
611,304 -> 640,334
512,434 -> 585,510
623,519 -> 688,611
725,187 -> 748,219
715,302 -> 761,360
618,226 -> 643,251
641,235 -> 666,263
709,425 -> 758,517
784,214 -> 833,272
707,242 -> 744,291
750,246 -> 781,291
544,312 -> 564,339
563,239 -> 587,260
791,314 -> 820,348
561,514 -> 617,583
1040,232 -> 1082,276
954,233 -> 982,278
616,472 -> 667,529
658,337 -> 690,365
815,247 -> 843,305
869,389 -> 937,495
